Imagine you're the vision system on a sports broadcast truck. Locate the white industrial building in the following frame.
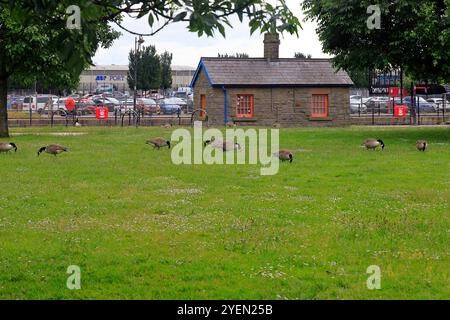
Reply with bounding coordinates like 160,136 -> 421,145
78,64 -> 195,93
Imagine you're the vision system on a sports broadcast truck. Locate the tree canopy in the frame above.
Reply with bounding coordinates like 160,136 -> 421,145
0,0 -> 301,137
128,45 -> 161,92
160,51 -> 173,90
294,52 -> 312,59
217,53 -> 250,58
303,0 -> 450,83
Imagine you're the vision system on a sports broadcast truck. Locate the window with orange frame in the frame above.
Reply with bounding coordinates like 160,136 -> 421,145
236,94 -> 254,118
311,94 -> 329,117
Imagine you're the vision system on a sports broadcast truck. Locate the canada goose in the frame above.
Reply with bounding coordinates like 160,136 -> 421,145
274,150 -> 293,163
204,136 -> 216,146
75,118 -> 82,127
416,140 -> 428,151
37,144 -> 68,156
146,137 -> 171,149
0,142 -> 18,153
362,139 -> 385,150
221,141 -> 241,151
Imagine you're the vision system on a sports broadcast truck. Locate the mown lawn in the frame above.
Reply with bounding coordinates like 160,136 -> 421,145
0,126 -> 448,300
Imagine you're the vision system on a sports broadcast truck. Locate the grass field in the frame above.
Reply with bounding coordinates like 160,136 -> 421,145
0,126 -> 448,300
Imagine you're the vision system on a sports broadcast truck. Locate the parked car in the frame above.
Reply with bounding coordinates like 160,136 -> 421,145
91,96 -> 121,112
22,95 -> 57,113
350,103 -> 367,113
79,94 -> 94,104
427,98 -> 450,111
392,96 -> 437,113
366,97 -> 391,113
51,97 -> 72,112
136,98 -> 160,115
95,84 -> 115,95
119,98 -> 135,112
349,95 -> 370,113
163,97 -> 187,112
160,103 -> 182,115
8,95 -> 25,110
76,102 -> 96,115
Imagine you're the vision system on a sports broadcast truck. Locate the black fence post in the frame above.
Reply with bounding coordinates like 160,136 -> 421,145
29,108 -> 32,126
392,97 -> 395,117
372,103 -> 375,125
443,94 -> 446,123
417,96 -> 421,125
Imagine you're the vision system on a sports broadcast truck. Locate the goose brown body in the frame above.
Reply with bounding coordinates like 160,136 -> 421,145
274,149 -> 293,163
146,137 -> 171,149
416,140 -> 428,151
38,144 -> 68,156
362,139 -> 385,150
206,138 -> 240,151
0,142 -> 17,153
221,141 -> 241,151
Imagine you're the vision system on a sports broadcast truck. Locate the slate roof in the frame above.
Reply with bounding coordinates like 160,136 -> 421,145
191,57 -> 353,87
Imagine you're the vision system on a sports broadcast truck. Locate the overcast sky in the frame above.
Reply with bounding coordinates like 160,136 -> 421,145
93,0 -> 329,68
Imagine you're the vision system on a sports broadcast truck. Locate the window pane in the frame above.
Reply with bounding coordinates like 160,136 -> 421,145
311,94 -> 328,117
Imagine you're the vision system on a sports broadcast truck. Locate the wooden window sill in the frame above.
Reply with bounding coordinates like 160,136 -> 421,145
232,117 -> 258,122
308,116 -> 334,121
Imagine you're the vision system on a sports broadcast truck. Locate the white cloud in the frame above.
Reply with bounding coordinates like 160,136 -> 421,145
93,0 -> 329,67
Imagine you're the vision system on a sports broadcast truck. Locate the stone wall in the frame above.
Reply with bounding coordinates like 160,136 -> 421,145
193,68 -> 351,127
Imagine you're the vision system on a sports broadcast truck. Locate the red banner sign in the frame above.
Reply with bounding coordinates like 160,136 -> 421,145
96,107 -> 109,119
395,105 -> 408,118
389,87 -> 408,97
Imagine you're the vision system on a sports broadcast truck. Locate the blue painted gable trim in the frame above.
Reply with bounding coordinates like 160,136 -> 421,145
190,59 -> 213,88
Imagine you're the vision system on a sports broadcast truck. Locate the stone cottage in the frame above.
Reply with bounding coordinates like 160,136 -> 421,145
190,33 -> 353,127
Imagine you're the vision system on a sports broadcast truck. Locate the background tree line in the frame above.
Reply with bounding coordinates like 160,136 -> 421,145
127,45 -> 173,92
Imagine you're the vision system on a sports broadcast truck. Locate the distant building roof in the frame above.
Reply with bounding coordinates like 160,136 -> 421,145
87,65 -> 195,71
172,65 -> 196,71
191,57 -> 353,87
88,65 -> 129,71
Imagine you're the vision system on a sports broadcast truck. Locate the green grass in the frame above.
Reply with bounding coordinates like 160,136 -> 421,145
0,126 -> 449,300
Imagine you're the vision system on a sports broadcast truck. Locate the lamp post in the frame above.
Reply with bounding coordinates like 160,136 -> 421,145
133,36 -> 145,112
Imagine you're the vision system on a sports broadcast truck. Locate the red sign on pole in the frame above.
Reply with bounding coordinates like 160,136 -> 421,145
65,98 -> 76,111
389,87 -> 408,97
394,105 -> 408,118
96,107 -> 109,119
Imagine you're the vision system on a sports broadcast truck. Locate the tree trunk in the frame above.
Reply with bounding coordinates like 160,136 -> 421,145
0,42 -> 9,138
0,74 -> 8,138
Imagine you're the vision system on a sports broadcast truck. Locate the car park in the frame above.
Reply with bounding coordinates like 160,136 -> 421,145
427,98 -> 449,111
350,102 -> 367,113
365,97 -> 391,113
136,98 -> 160,115
163,97 -> 187,113
397,96 -> 437,113
349,95 -> 370,113
95,84 -> 115,94
379,96 -> 435,113
91,96 -> 121,112
22,95 -> 57,113
160,103 -> 182,115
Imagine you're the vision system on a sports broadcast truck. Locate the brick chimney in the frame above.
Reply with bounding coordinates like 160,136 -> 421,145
264,33 -> 280,60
